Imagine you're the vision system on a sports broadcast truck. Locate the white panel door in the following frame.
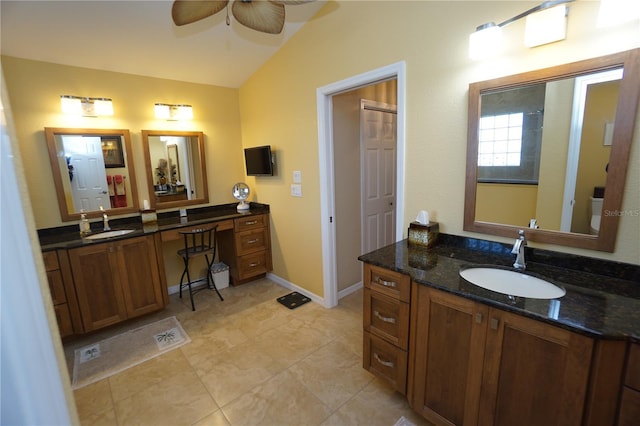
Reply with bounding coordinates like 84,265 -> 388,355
361,101 -> 397,253
62,135 -> 110,211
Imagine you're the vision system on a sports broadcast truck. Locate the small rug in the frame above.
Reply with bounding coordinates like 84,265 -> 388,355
72,316 -> 190,389
277,291 -> 311,309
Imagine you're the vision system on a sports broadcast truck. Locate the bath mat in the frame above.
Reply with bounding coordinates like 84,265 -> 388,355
277,291 -> 311,309
72,316 -> 190,389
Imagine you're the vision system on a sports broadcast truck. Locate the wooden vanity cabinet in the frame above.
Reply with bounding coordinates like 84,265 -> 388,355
69,235 -> 164,332
618,343 -> 640,426
218,214 -> 272,285
43,250 -> 80,337
410,284 -> 594,426
363,263 -> 411,394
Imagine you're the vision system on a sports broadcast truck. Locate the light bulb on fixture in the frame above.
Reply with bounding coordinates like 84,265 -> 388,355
60,95 -> 114,116
154,103 -> 193,120
469,22 -> 503,60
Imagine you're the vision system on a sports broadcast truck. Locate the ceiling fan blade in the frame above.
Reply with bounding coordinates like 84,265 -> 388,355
232,1 -> 285,34
171,0 -> 229,26
270,1 -> 315,5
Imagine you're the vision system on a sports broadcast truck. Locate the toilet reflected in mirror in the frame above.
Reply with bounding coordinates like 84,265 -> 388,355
590,196 -> 603,235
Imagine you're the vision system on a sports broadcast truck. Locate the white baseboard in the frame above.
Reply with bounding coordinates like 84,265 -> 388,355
337,281 -> 363,299
266,272 -> 327,307
168,272 -> 354,310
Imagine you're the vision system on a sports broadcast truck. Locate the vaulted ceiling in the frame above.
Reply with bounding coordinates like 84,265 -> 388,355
1,1 -> 326,88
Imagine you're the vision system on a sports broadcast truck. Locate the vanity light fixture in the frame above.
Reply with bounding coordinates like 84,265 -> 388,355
60,95 -> 114,116
154,103 -> 193,121
469,0 -> 574,59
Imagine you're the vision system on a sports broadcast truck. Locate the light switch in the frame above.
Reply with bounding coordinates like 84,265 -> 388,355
291,184 -> 302,197
293,170 -> 302,184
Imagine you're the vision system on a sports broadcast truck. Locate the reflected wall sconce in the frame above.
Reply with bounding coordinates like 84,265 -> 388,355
469,0 -> 573,60
154,103 -> 193,120
60,95 -> 114,116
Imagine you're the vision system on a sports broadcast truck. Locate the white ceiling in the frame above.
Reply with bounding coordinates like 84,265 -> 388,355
0,0 -> 327,88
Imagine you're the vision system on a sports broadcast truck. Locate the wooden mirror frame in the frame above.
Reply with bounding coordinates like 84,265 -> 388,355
464,49 -> 640,252
45,127 -> 140,221
141,130 -> 209,210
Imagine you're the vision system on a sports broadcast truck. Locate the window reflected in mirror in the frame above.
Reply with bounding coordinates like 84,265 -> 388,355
44,127 -> 140,221
141,130 -> 208,209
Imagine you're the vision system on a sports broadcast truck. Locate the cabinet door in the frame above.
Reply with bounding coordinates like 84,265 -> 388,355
480,309 -> 593,426
69,243 -> 127,332
411,285 -> 488,426
116,236 -> 164,318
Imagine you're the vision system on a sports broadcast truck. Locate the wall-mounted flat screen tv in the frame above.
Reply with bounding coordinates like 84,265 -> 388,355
244,145 -> 274,176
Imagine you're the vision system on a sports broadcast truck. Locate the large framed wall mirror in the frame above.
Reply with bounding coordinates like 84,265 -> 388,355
464,48 -> 640,252
141,130 -> 209,209
45,127 -> 140,221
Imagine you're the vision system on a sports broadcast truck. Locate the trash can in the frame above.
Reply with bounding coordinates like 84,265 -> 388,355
211,262 -> 229,289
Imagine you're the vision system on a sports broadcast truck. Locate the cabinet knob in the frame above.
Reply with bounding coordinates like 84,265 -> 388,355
247,239 -> 259,244
374,310 -> 397,324
373,352 -> 394,368
244,220 -> 258,225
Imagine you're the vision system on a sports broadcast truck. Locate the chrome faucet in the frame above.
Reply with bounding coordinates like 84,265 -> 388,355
99,206 -> 111,231
511,230 -> 526,270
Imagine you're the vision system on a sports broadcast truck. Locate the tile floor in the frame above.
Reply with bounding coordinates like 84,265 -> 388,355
64,278 -> 431,426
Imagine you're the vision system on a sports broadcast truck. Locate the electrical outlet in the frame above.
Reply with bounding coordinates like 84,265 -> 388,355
291,184 -> 302,197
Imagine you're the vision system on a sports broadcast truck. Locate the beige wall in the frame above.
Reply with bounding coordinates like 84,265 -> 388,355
3,2 -> 640,301
240,0 -> 640,297
476,183 -> 538,227
1,57 -> 245,229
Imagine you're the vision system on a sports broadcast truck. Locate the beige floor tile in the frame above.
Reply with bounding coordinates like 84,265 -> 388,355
253,313 -> 334,367
108,349 -> 191,402
192,409 -> 231,426
114,368 -> 217,425
289,339 -> 374,410
78,407 -> 118,426
222,369 -> 332,426
322,378 -> 431,426
73,379 -> 113,420
196,339 -> 287,407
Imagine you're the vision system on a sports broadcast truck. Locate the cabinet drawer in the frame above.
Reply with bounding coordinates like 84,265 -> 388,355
54,304 -> 74,338
364,332 -> 407,394
364,264 -> 411,303
625,343 -> 640,391
46,270 -> 67,305
238,251 -> 268,280
235,228 -> 268,256
364,288 -> 409,350
235,214 -> 266,232
42,251 -> 59,271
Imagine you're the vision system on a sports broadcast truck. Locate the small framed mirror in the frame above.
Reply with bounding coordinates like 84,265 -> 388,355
44,127 -> 140,221
464,48 -> 640,252
141,130 -> 209,209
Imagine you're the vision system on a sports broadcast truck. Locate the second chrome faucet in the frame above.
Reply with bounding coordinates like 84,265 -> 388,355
511,230 -> 526,270
99,206 -> 111,231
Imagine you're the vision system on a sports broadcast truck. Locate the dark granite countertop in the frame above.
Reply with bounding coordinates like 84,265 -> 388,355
358,234 -> 640,342
38,203 -> 270,251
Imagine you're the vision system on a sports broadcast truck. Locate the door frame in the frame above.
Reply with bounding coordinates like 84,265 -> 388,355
317,61 -> 406,308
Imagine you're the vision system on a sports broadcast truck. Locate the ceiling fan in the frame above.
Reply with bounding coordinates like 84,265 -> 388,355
171,0 -> 314,35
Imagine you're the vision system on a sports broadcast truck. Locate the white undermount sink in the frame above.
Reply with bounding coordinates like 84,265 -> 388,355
84,229 -> 135,240
459,267 -> 566,299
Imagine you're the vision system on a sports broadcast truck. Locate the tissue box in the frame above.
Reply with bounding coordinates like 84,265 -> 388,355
210,262 -> 229,289
408,221 -> 439,248
140,209 -> 157,224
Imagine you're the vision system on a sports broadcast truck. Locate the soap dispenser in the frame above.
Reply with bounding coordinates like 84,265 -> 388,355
79,210 -> 91,235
